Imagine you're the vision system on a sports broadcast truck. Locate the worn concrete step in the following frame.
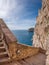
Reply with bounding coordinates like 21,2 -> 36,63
0,43 -> 4,47
0,58 -> 10,63
0,52 -> 9,59
18,60 -> 29,65
0,41 -> 4,44
0,52 -> 7,55
0,46 -> 5,49
0,47 -> 6,52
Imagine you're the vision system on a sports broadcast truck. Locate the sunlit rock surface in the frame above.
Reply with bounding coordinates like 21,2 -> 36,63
33,0 -> 49,65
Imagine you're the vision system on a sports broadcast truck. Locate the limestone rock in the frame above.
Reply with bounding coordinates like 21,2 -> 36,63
33,0 -> 49,65
33,0 -> 49,51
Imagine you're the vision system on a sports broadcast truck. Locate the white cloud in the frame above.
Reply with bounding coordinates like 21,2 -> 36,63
0,0 -> 24,18
6,18 -> 36,30
0,0 -> 36,30
0,0 -> 14,18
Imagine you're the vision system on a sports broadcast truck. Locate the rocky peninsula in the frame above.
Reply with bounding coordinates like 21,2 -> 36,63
28,28 -> 34,32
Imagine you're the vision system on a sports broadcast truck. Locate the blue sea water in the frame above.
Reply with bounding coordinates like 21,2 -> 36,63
12,30 -> 34,46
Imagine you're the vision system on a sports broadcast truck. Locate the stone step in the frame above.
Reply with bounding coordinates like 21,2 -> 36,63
0,43 -> 4,47
0,46 -> 5,49
0,58 -> 10,63
18,60 -> 29,65
0,52 -> 7,55
0,47 -> 6,52
0,52 -> 9,59
0,41 -> 11,63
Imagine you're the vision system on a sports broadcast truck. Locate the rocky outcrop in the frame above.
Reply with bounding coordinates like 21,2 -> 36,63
33,0 -> 49,65
28,28 -> 34,32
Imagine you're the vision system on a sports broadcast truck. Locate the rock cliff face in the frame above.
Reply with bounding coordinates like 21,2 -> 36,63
33,0 -> 49,51
33,0 -> 49,64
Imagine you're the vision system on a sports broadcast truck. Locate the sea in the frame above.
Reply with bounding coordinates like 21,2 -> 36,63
12,30 -> 34,46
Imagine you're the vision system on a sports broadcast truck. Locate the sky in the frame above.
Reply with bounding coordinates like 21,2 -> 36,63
0,0 -> 42,30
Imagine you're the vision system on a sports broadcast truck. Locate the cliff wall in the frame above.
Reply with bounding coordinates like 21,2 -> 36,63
33,0 -> 49,51
33,0 -> 49,64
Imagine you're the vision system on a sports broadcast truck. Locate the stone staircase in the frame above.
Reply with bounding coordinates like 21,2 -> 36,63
0,40 -> 10,63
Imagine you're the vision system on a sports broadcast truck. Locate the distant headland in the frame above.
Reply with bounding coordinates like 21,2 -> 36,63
28,28 -> 34,32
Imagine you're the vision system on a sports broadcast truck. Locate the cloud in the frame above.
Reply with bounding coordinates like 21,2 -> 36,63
0,0 -> 24,18
0,0 -> 14,18
0,0 -> 41,30
6,18 -> 36,30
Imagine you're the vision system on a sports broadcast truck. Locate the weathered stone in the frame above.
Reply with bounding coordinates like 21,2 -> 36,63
33,0 -> 49,64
